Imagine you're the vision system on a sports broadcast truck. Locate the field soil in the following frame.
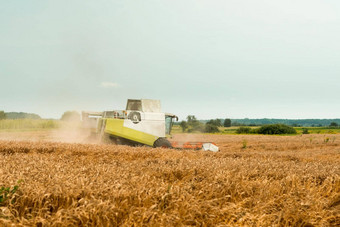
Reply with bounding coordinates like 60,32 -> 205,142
0,131 -> 339,226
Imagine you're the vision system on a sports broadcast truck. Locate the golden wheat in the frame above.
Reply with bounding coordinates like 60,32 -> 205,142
0,134 -> 339,226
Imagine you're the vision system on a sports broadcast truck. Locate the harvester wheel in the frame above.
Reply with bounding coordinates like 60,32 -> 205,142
153,138 -> 172,148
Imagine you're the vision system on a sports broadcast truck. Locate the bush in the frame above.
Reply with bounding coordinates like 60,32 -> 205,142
329,122 -> 339,128
236,126 -> 252,134
257,124 -> 297,135
223,118 -> 231,127
204,124 -> 220,133
302,128 -> 309,134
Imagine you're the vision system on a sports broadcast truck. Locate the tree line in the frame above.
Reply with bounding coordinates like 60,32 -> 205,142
0,111 -> 41,120
200,118 -> 340,127
0,111 -> 80,121
179,116 -> 231,133
178,116 -> 340,133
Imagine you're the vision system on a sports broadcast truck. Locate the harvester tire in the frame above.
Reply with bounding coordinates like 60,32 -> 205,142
153,138 -> 172,148
128,112 -> 141,124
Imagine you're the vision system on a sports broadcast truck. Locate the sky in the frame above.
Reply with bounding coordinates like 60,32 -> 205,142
1,0 -> 340,120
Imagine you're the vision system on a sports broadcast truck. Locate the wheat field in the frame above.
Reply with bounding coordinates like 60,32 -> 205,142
0,133 -> 339,226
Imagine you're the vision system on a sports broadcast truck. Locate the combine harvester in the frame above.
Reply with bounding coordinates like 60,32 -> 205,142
82,99 -> 219,152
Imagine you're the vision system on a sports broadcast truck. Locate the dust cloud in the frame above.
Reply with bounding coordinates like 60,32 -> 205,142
49,121 -> 93,143
170,133 -> 213,144
47,111 -> 100,143
0,120 -> 98,144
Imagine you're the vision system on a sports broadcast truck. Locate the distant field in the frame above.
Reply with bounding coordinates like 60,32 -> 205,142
294,127 -> 340,134
0,133 -> 339,226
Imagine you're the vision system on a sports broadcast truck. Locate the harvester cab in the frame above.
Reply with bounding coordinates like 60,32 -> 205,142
82,99 -> 219,151
82,99 -> 177,148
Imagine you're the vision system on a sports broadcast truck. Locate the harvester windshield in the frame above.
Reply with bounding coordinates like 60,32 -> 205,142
165,116 -> 172,135
165,114 -> 178,135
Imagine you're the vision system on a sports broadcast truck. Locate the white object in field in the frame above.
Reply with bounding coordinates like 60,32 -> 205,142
202,143 -> 219,152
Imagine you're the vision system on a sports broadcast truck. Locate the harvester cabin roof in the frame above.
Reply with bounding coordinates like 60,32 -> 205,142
126,99 -> 161,113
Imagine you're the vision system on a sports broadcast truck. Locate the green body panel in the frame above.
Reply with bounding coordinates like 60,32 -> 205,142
104,118 -> 158,146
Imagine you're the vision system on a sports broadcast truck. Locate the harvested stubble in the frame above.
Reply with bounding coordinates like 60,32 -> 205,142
0,135 -> 339,226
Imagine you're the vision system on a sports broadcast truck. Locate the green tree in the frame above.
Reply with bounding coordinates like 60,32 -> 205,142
180,121 -> 188,132
187,115 -> 198,131
0,111 -> 6,120
186,115 -> 204,132
187,115 -> 197,123
207,119 -> 222,127
223,118 -> 231,127
205,124 -> 219,133
61,111 -> 80,122
329,122 -> 338,128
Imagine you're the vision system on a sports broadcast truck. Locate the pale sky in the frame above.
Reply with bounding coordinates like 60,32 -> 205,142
1,0 -> 340,120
